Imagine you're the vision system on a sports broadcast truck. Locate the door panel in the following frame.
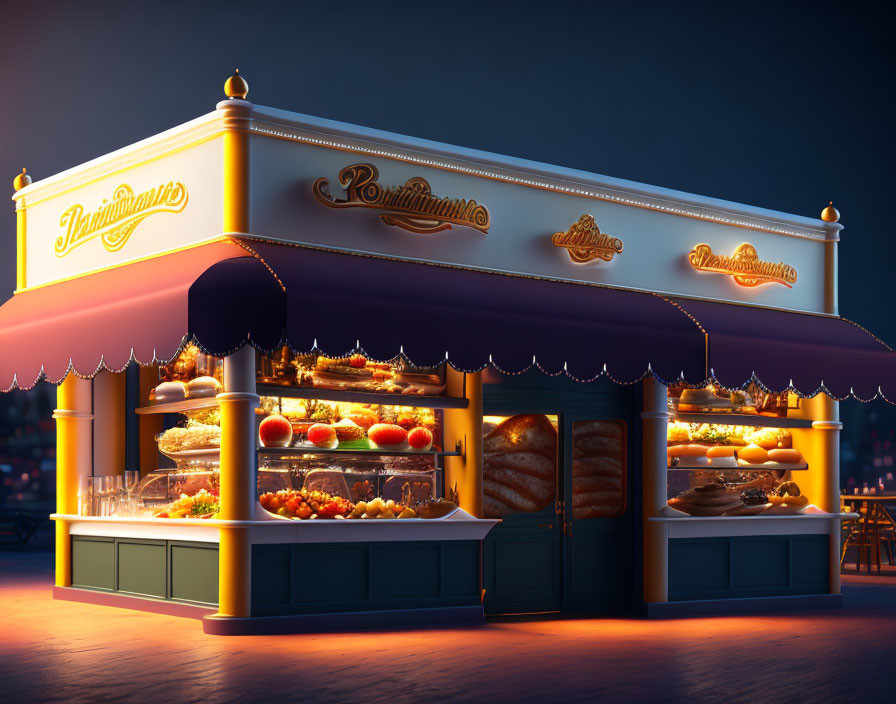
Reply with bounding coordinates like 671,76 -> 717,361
563,415 -> 633,613
482,413 -> 561,613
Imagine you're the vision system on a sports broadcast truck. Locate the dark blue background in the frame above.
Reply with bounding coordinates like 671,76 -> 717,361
2,0 -> 893,342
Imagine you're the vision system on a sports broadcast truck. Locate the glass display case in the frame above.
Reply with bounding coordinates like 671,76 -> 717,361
125,392 -> 457,521
665,385 -> 812,517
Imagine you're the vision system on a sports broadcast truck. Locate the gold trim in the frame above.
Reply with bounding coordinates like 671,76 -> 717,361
15,132 -> 224,209
551,215 -> 622,263
13,235 -> 236,294
252,125 -> 835,243
313,163 -> 490,234
688,242 -> 798,288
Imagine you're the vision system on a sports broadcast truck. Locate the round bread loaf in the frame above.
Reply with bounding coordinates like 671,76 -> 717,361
483,414 -> 557,459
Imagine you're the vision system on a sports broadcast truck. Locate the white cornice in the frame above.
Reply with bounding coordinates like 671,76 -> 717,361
249,105 -> 841,242
11,100 -> 843,242
11,110 -> 226,205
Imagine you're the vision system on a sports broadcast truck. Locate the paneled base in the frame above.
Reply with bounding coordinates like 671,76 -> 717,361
203,605 -> 485,635
646,593 -> 843,619
53,586 -> 216,619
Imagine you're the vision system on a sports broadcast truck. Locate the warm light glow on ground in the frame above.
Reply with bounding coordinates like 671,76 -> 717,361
1,552 -> 895,702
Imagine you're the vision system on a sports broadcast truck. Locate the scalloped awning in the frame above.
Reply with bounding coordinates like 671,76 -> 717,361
670,297 -> 896,401
0,238 -> 894,400
0,239 -> 285,390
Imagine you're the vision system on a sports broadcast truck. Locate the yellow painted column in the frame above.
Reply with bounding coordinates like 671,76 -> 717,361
53,375 -> 93,587
443,369 -> 483,518
216,345 -> 259,618
217,94 -> 252,236
92,371 -> 126,478
13,168 -> 31,291
811,396 -> 842,595
138,366 -> 164,474
641,376 -> 669,604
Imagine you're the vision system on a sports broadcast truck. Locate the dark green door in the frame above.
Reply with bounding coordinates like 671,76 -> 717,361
482,412 -> 562,613
561,414 -> 634,613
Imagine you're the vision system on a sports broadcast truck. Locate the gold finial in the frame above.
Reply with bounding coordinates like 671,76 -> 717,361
13,168 -> 31,191
224,68 -> 249,100
820,200 -> 840,223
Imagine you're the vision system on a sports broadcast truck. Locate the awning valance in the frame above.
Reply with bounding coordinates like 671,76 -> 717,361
0,240 -> 284,390
670,297 -> 896,401
243,241 -> 707,384
0,237 -> 894,401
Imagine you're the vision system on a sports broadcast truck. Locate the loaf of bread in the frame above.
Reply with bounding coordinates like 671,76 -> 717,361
571,420 -> 625,519
483,415 -> 557,518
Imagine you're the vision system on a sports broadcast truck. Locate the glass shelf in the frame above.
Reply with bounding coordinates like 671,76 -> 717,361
673,412 -> 812,429
256,384 -> 468,409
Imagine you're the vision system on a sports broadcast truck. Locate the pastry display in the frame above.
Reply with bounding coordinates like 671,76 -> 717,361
259,399 -> 441,453
259,414 -> 293,448
259,488 -> 354,519
153,488 -> 220,519
157,424 -> 221,453
571,420 -> 626,520
332,418 -> 365,442
256,349 -> 448,396
407,427 -> 433,451
151,380 -> 188,403
151,344 -> 223,402
367,423 -> 409,450
483,414 -> 557,518
668,483 -> 744,516
307,423 -> 339,449
672,383 -> 794,417
185,376 -> 222,398
666,391 -> 810,517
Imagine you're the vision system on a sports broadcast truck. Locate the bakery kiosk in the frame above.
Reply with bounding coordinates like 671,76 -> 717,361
3,71 -> 895,632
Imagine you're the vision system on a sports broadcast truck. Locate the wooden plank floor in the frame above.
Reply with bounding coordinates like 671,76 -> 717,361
1,550 -> 895,704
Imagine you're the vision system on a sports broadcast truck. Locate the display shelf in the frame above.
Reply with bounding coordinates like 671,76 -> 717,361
673,412 -> 813,429
668,462 -> 808,472
156,446 -> 462,461
135,397 -> 220,415
257,384 -> 468,409
258,446 -> 462,458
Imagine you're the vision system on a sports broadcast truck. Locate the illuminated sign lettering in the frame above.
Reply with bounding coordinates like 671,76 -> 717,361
56,181 -> 189,257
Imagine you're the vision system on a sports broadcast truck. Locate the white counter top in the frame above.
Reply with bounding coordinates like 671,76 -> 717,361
52,511 -> 499,544
648,512 -> 854,538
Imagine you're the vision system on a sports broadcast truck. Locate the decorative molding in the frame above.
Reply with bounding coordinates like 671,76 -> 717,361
249,116 -> 839,243
551,214 -> 622,263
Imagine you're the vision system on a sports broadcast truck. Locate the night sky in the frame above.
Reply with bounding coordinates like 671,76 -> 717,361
1,0 -> 894,338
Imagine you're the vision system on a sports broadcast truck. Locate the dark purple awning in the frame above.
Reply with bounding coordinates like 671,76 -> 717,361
671,297 -> 896,401
1,237 -> 895,400
246,241 -> 708,384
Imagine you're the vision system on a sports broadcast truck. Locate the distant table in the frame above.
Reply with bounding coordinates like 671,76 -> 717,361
840,495 -> 896,572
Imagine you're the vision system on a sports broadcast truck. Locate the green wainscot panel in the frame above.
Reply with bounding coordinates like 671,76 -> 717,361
252,541 -> 481,616
668,534 -> 830,602
118,540 -> 167,598
170,544 -> 219,605
72,537 -> 115,591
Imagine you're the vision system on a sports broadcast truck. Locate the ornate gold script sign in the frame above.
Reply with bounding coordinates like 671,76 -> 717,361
56,182 -> 189,257
313,163 -> 490,234
688,243 -> 797,288
551,215 -> 623,263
